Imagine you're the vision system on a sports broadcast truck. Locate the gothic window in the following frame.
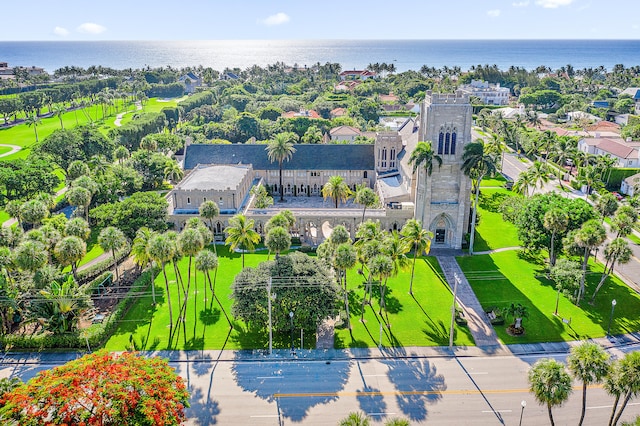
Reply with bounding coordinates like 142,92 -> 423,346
444,132 -> 451,155
382,147 -> 387,168
187,197 -> 191,205
438,132 -> 444,154
390,148 -> 396,168
451,132 -> 457,155
364,171 -> 368,178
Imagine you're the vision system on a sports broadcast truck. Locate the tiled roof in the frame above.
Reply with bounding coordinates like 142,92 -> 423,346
330,126 -> 361,136
184,144 -> 374,171
281,110 -> 321,119
595,138 -> 637,159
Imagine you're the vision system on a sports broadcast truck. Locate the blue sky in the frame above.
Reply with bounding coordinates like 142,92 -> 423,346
2,0 -> 639,41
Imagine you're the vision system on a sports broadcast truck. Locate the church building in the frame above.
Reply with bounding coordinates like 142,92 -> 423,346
169,91 -> 472,249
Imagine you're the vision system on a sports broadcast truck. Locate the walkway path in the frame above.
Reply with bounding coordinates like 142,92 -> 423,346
0,144 -> 21,158
436,256 -> 503,349
474,246 -> 521,255
114,101 -> 142,127
1,187 -> 68,228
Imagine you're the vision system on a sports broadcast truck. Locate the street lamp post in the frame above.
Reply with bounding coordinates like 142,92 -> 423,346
289,311 -> 295,353
519,400 -> 526,426
449,274 -> 460,350
607,299 -> 617,337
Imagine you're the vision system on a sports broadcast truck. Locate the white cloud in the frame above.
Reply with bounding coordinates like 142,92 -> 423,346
53,26 -> 69,37
487,9 -> 501,17
535,0 -> 574,8
259,12 -> 290,26
512,1 -> 530,6
76,22 -> 106,34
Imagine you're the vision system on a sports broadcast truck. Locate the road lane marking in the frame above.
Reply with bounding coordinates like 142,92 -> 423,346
250,415 -> 279,418
482,410 -> 512,413
274,385 -> 600,398
587,402 -> 640,410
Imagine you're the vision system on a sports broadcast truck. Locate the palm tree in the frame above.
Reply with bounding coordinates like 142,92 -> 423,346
400,219 -> 433,295
195,249 -> 231,327
131,227 -> 156,303
322,175 -> 352,208
611,206 -> 638,238
567,342 -> 610,426
147,232 -> 176,330
607,351 -> 640,426
543,208 -> 568,267
98,226 -> 127,282
52,104 -> 66,129
266,132 -> 297,202
462,141 -> 497,255
64,218 -> 90,241
513,169 -> 534,196
409,141 -> 442,223
177,228 -> 204,321
529,161 -> 551,194
225,214 -> 260,268
339,411 -> 370,426
4,200 -> 23,230
66,186 -> 92,222
335,243 -> 357,331
368,254 -> 393,316
199,200 -> 220,250
114,146 -> 130,165
32,276 -> 92,334
14,240 -> 47,274
25,113 -> 41,142
265,226 -> 291,259
354,186 -> 379,224
590,238 -> 632,303
528,358 -> 573,426
54,236 -> 86,281
574,219 -> 606,304
164,160 -> 183,184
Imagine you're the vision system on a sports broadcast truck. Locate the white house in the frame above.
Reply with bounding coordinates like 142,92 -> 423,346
458,80 -> 510,105
620,87 -> 640,115
621,172 -> 640,196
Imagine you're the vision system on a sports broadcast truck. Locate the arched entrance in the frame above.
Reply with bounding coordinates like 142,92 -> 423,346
429,213 -> 454,247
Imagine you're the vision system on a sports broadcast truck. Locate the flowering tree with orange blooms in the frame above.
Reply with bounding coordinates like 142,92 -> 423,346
0,350 -> 189,425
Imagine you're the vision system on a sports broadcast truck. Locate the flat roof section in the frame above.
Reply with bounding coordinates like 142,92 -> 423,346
177,164 -> 251,191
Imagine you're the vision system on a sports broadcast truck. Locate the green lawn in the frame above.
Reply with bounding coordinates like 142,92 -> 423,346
103,246 -> 474,351
481,174 -> 507,188
473,188 -> 521,252
458,250 -> 640,344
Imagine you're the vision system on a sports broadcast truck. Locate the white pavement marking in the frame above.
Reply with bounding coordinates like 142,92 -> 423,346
587,402 -> 640,410
482,410 -> 512,413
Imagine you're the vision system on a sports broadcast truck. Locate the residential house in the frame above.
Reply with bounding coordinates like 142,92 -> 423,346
620,172 -> 640,196
339,70 -> 377,81
458,80 -> 510,105
620,87 -> 640,115
577,136 -> 640,168
178,72 -> 202,94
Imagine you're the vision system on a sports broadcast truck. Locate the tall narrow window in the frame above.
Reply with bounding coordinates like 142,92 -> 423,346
382,147 -> 387,168
444,132 -> 451,155
451,132 -> 457,155
390,147 -> 396,168
438,132 -> 444,154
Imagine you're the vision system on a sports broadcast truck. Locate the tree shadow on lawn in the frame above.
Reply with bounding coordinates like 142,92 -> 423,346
381,349 -> 447,422
231,353 -> 353,422
478,191 -> 509,213
461,255 -> 569,344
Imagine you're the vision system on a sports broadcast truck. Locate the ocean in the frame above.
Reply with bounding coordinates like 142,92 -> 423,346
2,39 -> 640,74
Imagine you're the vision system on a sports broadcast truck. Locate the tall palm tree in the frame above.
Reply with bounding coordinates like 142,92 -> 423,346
335,243 -> 357,331
368,254 -> 393,316
98,226 -> 127,283
52,104 -> 66,129
13,240 -> 47,274
66,186 -> 92,222
409,141 -> 442,223
114,146 -> 130,165
354,186 -> 379,224
147,232 -> 176,331
543,208 -> 568,267
529,161 -> 551,194
266,132 -> 297,202
322,175 -> 352,208
607,351 -> 640,426
195,249 -> 231,327
199,200 -> 220,250
54,236 -> 86,281
400,219 -> 433,295
177,228 -> 204,321
590,238 -> 632,303
225,214 -> 260,268
164,160 -> 183,184
25,113 -> 41,143
265,226 -> 291,259
461,141 -> 497,255
132,227 -> 156,303
574,219 -> 606,304
513,169 -> 534,196
527,358 -> 573,426
567,342 -> 610,426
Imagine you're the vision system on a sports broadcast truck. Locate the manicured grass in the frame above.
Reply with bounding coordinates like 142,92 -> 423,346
0,211 -> 9,224
627,233 -> 640,245
480,174 -> 507,188
473,188 -> 521,252
458,250 -> 640,344
0,146 -> 12,156
103,247 -> 474,351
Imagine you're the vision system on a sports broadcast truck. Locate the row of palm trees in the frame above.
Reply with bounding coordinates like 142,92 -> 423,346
528,342 -> 640,426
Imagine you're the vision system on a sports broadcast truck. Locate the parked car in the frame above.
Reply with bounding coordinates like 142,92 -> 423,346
612,191 -> 623,201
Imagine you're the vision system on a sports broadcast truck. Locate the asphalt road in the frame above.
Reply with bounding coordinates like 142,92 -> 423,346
3,349 -> 638,425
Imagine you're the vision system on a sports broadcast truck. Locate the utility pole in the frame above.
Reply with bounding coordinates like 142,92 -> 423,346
267,278 -> 273,355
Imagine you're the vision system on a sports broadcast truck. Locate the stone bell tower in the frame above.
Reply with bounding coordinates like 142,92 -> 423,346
414,91 -> 472,249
